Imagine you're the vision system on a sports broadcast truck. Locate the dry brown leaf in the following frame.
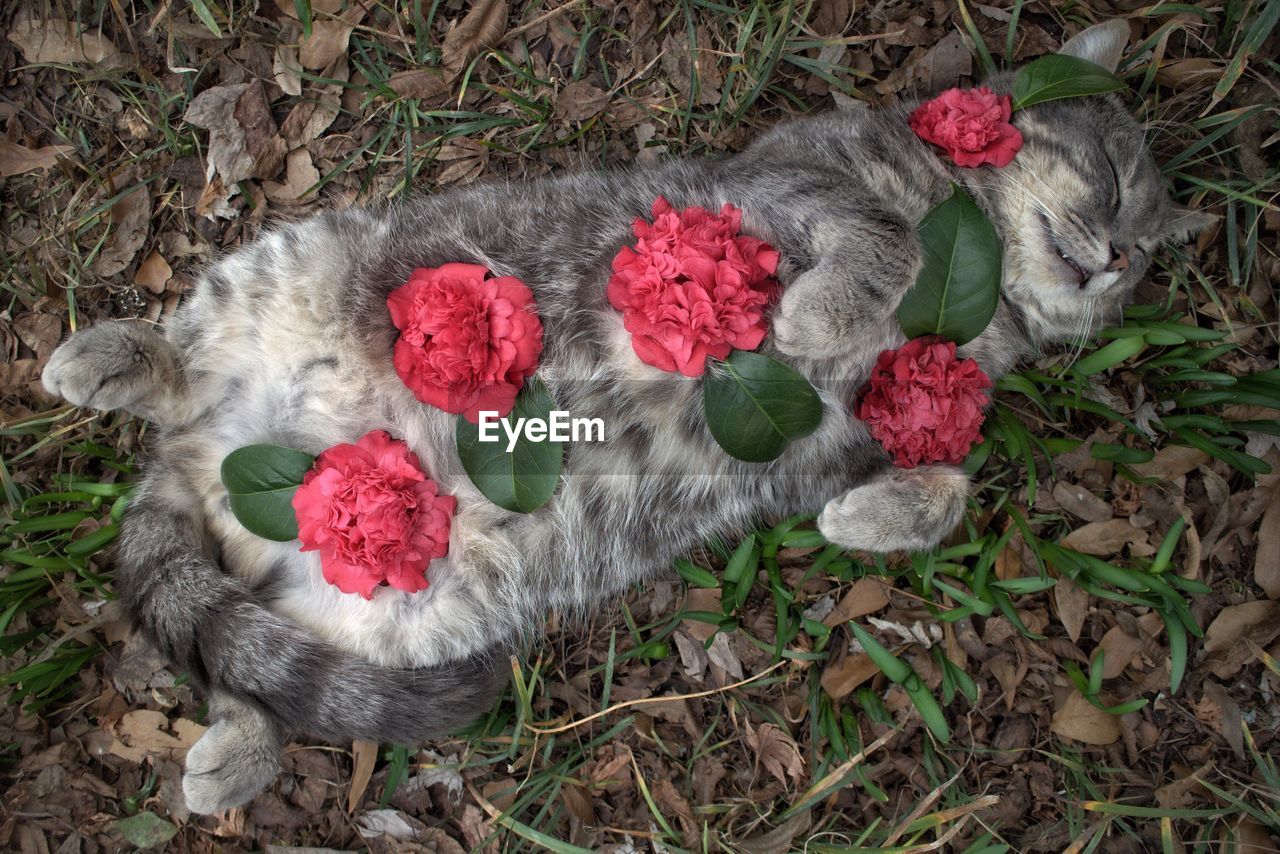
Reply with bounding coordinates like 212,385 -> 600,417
1204,600 -> 1279,653
819,652 -> 878,699
13,313 -> 62,361
1052,482 -> 1113,523
441,0 -> 509,77
822,577 -> 889,627
94,185 -> 152,277
1062,519 -> 1149,557
282,57 -> 348,147
134,251 -> 172,294
745,722 -> 805,787
1095,625 -> 1143,679
1050,691 -> 1121,745
185,81 -> 287,187
0,141 -> 74,177
299,20 -> 354,70
1054,574 -> 1090,643
347,739 -> 378,812
108,710 -> 206,763
263,148 -> 321,205
273,44 -> 303,96
1130,446 -> 1209,480
1155,58 -> 1222,88
388,68 -> 450,101
733,812 -> 812,854
555,80 -> 611,122
1254,486 -> 1280,599
9,18 -> 120,65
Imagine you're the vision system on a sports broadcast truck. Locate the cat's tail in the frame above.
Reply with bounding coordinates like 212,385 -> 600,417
117,476 -> 509,813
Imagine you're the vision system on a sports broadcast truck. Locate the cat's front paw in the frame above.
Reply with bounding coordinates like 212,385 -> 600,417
182,695 -> 282,814
772,271 -> 857,360
818,465 -> 969,553
41,321 -> 184,422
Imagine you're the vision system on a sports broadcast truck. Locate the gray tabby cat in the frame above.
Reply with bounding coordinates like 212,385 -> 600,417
42,21 -> 1207,813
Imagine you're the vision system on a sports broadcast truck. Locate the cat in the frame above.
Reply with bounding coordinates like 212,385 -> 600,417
41,20 -> 1209,814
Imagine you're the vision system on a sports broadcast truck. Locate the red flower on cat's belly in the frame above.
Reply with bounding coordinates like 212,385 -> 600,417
909,87 -> 1022,168
856,337 -> 992,468
388,263 -> 543,423
608,197 -> 779,377
292,430 -> 455,598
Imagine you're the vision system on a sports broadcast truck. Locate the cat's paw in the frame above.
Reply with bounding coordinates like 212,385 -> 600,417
772,270 -> 858,360
42,321 -> 184,422
183,695 -> 282,814
818,465 -> 969,553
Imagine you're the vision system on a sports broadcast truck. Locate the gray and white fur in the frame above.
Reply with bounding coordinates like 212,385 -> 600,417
41,22 -> 1209,813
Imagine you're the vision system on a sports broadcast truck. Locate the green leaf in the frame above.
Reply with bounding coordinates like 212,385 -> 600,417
220,444 -> 315,541
113,812 -> 179,849
897,184 -> 1001,345
1011,53 -> 1126,111
849,622 -> 912,683
455,378 -> 563,513
674,558 -> 719,589
702,351 -> 823,463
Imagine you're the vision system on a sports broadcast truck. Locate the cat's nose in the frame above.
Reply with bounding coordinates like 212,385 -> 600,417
1106,245 -> 1130,272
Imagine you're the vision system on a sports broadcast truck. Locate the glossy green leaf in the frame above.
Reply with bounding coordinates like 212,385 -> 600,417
897,184 -> 1001,345
455,378 -> 563,513
1011,53 -> 1126,111
220,444 -> 315,541
702,351 -> 823,463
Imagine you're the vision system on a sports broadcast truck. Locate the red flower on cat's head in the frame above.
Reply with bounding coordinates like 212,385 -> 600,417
855,337 -> 992,468
607,197 -> 779,377
388,263 -> 543,423
292,430 -> 455,598
909,87 -> 1022,168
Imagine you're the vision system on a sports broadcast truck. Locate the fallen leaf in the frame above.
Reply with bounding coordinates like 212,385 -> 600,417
1254,486 -> 1280,599
733,811 -> 811,854
1052,482 -> 1113,523
282,57 -> 347,147
273,44 -> 303,96
1054,574 -> 1090,643
1155,57 -> 1222,88
355,809 -> 420,841
1095,625 -> 1143,679
0,141 -> 74,177
555,80 -> 611,122
13,313 -> 62,360
134,251 -> 172,294
348,739 -> 377,812
822,577 -> 890,627
387,68 -> 449,100
94,184 -> 152,277
1204,600 -> 1279,653
1062,519 -> 1148,557
184,81 -> 287,187
441,0 -> 509,77
1130,446 -> 1209,480
113,812 -> 178,849
744,721 -> 805,786
299,19 -> 353,70
1050,691 -> 1121,745
263,148 -> 320,205
820,652 -> 878,700
108,710 -> 206,763
1201,681 -> 1244,757
9,18 -> 120,65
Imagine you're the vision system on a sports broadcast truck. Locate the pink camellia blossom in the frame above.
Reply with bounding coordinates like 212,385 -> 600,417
855,337 -> 993,468
292,429 -> 455,599
607,197 -> 779,377
909,87 -> 1023,168
387,263 -> 543,423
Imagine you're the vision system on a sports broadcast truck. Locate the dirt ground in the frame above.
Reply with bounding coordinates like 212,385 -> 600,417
2,1 -> 1279,851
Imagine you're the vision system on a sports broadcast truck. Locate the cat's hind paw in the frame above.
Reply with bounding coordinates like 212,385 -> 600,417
772,270 -> 859,361
41,321 -> 185,423
818,465 -> 970,553
183,694 -> 283,815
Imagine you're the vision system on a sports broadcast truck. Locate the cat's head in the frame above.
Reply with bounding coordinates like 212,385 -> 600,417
978,21 -> 1214,343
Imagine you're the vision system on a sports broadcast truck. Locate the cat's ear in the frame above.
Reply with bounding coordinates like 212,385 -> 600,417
1058,19 -> 1130,73
1162,205 -> 1218,242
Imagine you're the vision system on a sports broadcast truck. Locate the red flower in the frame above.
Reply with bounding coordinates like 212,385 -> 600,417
909,87 -> 1023,168
855,337 -> 992,467
292,430 -> 456,599
607,197 -> 779,377
388,263 -> 543,423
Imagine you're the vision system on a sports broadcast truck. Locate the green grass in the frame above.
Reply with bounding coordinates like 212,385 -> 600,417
2,0 -> 1278,849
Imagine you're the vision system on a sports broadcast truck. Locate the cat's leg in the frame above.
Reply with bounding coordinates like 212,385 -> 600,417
818,465 -> 969,553
41,321 -> 187,424
182,692 -> 283,814
772,211 -> 922,362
